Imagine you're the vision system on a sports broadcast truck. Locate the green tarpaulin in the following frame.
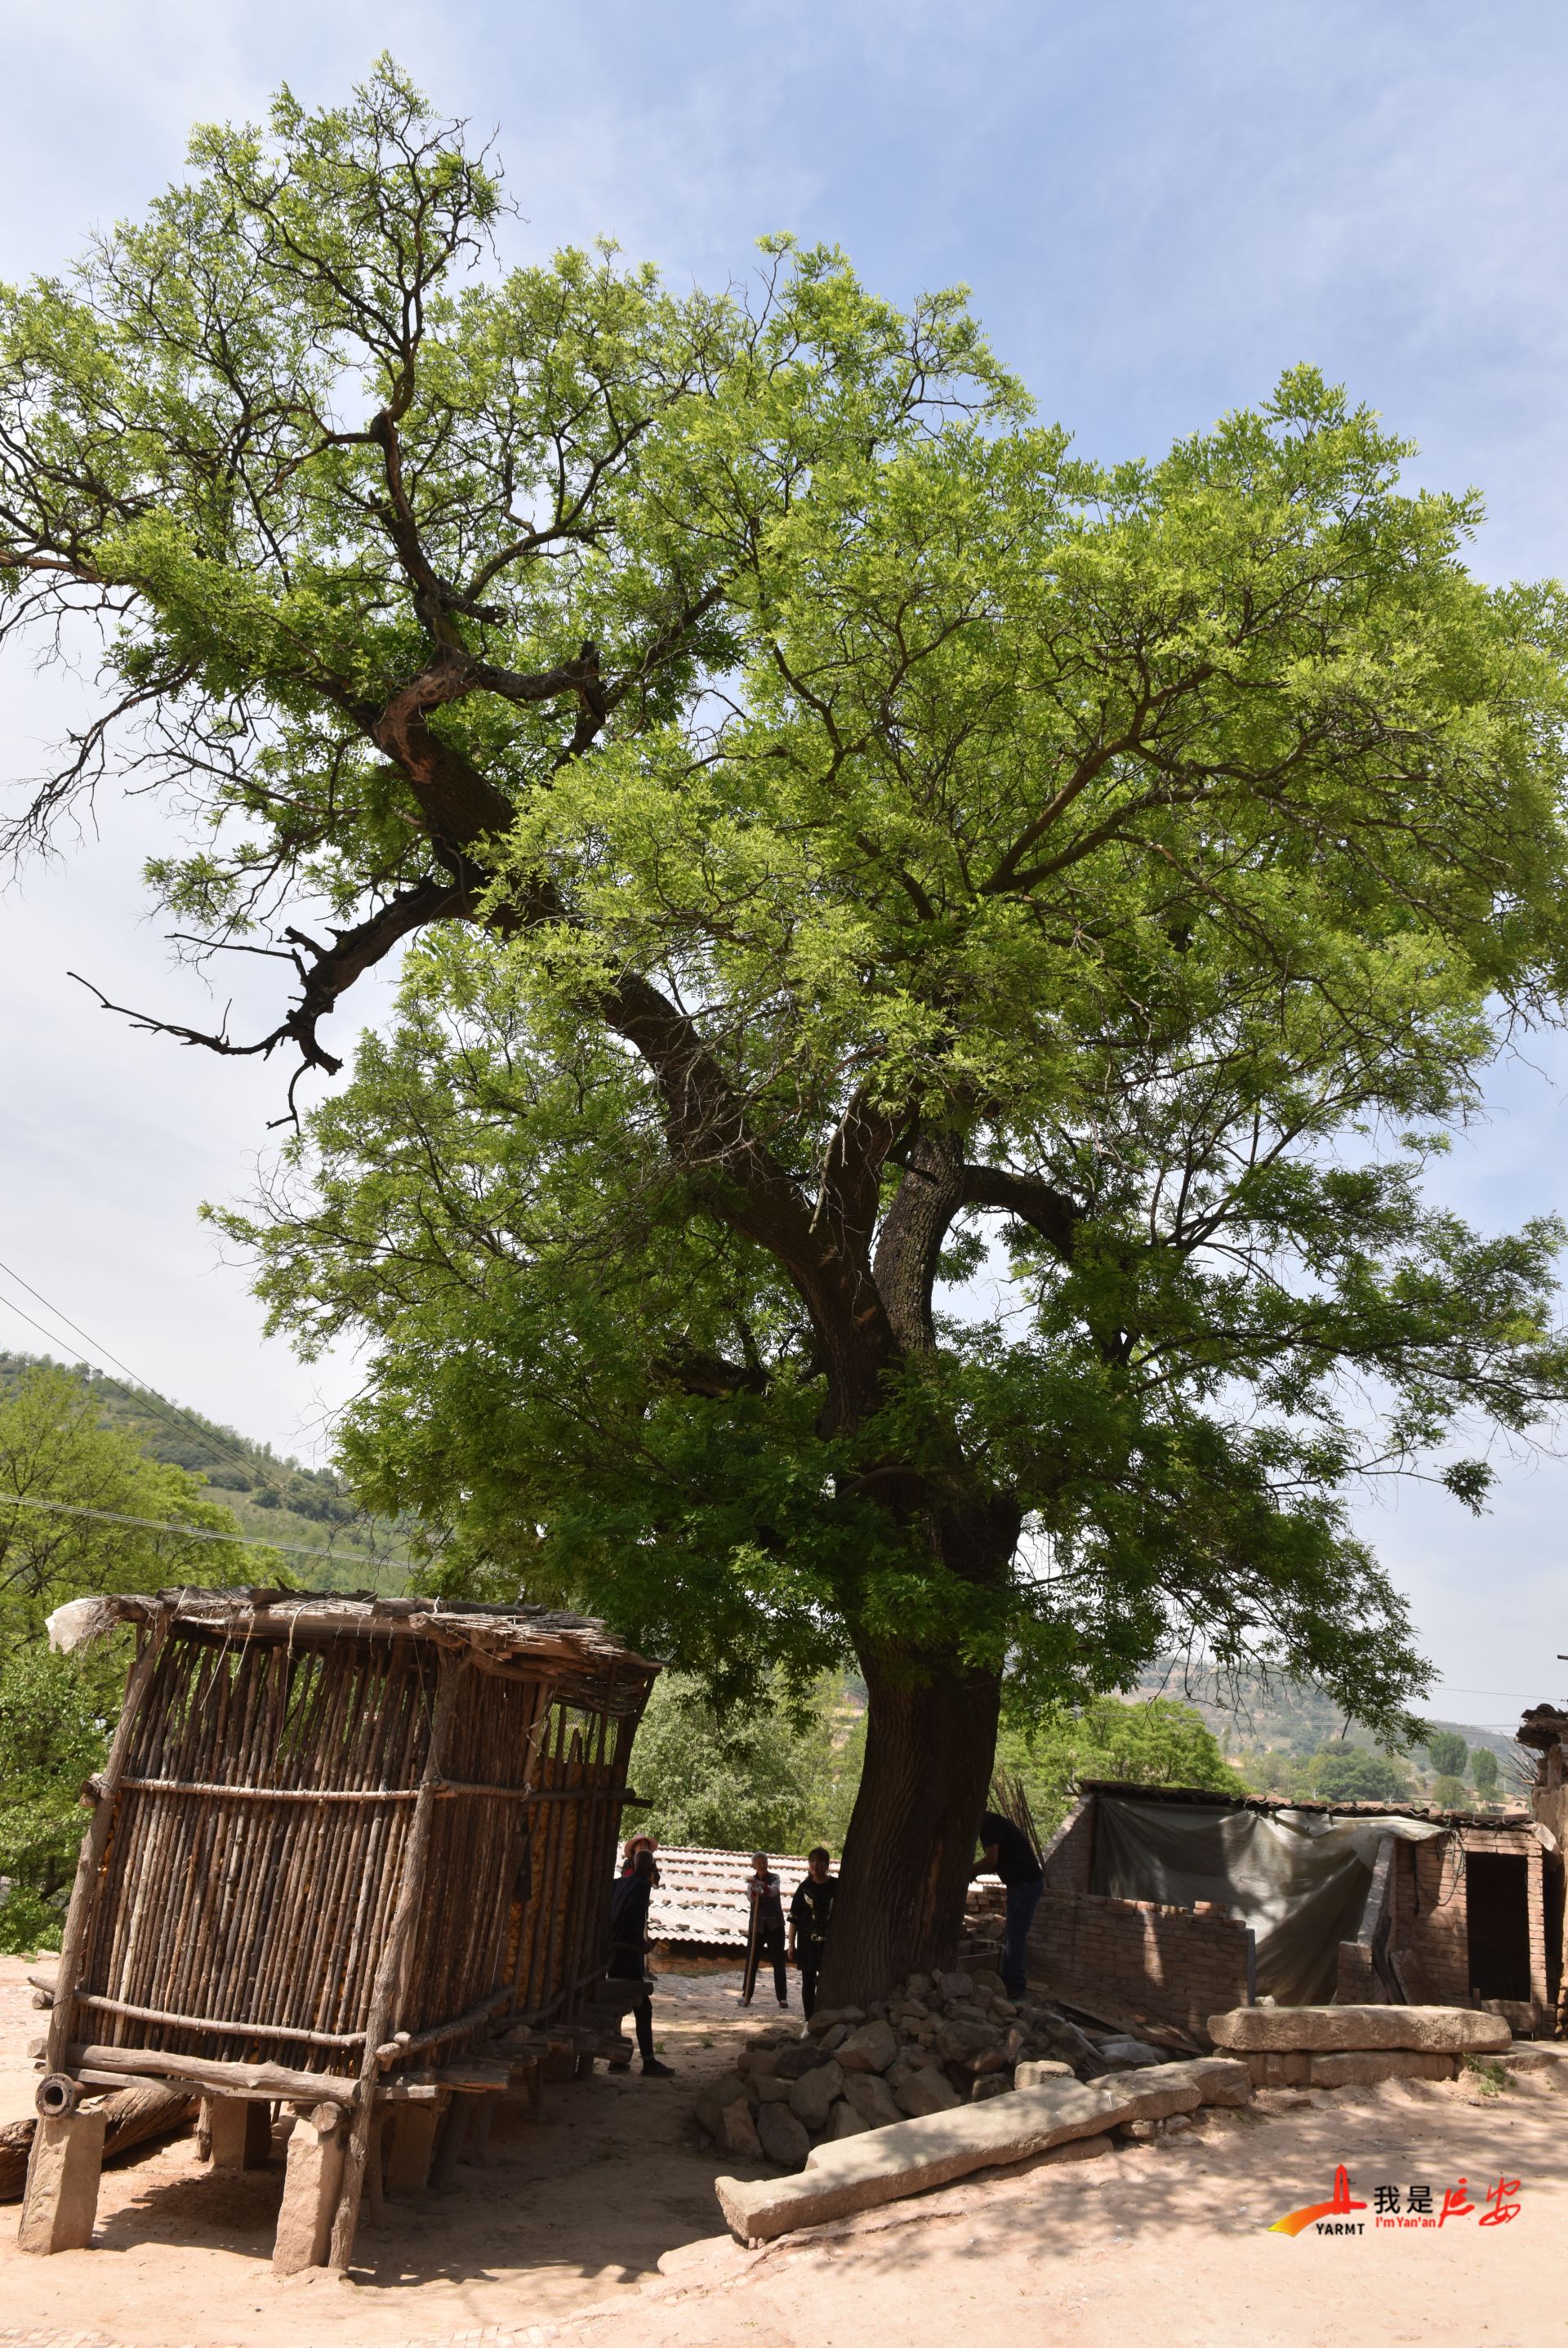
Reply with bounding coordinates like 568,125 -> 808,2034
1089,1794 -> 1446,2005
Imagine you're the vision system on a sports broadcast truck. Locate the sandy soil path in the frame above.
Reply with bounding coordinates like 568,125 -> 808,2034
0,1956 -> 1557,2347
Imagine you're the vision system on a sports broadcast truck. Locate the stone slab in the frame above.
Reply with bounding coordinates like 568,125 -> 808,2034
714,2061 -> 1220,2242
273,2109 -> 345,2274
1209,2005 -> 1510,2055
1307,2050 -> 1456,2087
1245,2052 -> 1312,2088
18,2109 -> 106,2255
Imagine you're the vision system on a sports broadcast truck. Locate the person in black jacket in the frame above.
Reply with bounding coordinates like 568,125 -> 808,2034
741,1851 -> 789,2007
787,1847 -> 837,2020
975,1808 -> 1044,1999
608,1847 -> 675,2075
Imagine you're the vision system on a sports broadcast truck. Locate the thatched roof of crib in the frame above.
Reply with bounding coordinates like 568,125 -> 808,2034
47,1586 -> 661,1710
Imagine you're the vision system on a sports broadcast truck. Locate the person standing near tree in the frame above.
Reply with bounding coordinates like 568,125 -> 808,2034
608,1847 -> 675,2076
742,1851 -> 789,2008
975,1809 -> 1044,2001
788,1847 -> 837,2021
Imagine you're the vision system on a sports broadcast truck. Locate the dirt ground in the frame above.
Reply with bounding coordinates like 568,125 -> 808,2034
0,1954 -> 1560,2348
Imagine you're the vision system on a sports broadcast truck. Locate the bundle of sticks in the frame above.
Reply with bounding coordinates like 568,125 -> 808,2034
987,1766 -> 1044,1863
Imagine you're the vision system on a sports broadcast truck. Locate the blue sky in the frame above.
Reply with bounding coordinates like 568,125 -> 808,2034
3,1 -> 1567,1721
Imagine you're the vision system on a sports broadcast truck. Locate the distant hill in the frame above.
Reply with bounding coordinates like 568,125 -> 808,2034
0,1352 -> 416,1593
1133,1657 -> 1530,1786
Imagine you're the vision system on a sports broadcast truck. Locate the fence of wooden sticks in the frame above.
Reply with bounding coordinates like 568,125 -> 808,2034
23,1588 -> 659,2270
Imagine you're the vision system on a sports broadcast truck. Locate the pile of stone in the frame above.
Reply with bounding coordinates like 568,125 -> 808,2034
693,1965 -> 1177,2170
1208,2002 -> 1512,2087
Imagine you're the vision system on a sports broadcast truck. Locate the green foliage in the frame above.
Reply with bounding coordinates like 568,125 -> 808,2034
998,1696 -> 1245,1837
9,63 -> 1568,1788
632,1674 -> 863,1855
1472,1747 -> 1500,1798
0,1646 -> 116,1952
1427,1730 -> 1468,1777
1430,1771 -> 1468,1807
0,1366 -> 248,1946
0,1366 -> 249,1644
0,1352 -> 414,1590
1306,1746 -> 1414,1803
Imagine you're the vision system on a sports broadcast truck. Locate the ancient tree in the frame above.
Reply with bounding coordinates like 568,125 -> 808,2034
7,67 -> 1568,1997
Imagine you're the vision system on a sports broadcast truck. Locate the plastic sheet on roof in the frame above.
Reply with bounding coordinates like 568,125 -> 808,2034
1090,1794 -> 1446,2006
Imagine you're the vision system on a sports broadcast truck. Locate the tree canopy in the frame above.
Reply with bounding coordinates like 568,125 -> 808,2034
7,62 -> 1568,1989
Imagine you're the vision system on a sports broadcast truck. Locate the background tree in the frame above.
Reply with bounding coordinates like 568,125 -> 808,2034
630,1673 -> 862,1854
1471,1745 -> 1500,1799
0,1366 -> 247,1947
7,67 -> 1568,1996
1427,1730 -> 1469,1779
997,1696 -> 1243,1838
1307,1746 -> 1413,1805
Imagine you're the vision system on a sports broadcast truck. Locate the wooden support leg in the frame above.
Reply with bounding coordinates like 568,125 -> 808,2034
19,2109 -> 107,2255
385,2100 -> 443,2197
208,2095 -> 273,2171
273,2104 -> 345,2276
362,2112 -> 386,2228
430,2093 -> 470,2193
461,2098 -> 494,2168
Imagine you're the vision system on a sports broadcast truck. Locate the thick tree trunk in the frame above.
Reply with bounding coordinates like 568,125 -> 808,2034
817,1647 -> 1001,2007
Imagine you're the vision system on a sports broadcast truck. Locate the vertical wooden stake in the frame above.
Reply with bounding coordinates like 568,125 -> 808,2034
47,1611 -> 172,2076
327,1651 -> 466,2270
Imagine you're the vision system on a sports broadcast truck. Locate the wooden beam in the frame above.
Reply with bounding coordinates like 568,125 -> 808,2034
68,2042 -> 358,2105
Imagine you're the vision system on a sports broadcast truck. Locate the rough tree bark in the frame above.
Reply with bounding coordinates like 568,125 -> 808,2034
822,1651 -> 1003,2008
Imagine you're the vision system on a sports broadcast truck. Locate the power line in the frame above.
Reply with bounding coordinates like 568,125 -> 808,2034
0,1490 -> 426,1576
0,1262 -> 260,1479
0,1272 -> 419,1580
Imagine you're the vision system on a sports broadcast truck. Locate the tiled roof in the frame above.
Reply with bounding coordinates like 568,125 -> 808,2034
642,1844 -> 813,1947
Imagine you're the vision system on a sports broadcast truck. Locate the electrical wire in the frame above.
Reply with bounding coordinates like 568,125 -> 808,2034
0,1264 -> 421,1582
0,1490 -> 427,1575
0,1259 -> 261,1478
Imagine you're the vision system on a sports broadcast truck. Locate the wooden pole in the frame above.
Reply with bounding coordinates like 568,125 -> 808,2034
327,1650 -> 466,2272
45,1609 -> 171,2076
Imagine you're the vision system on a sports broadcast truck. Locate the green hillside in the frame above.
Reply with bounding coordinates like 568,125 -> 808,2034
1133,1657 -> 1530,1797
0,1352 -> 416,1593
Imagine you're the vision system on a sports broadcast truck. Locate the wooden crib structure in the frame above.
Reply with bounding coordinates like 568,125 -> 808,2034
23,1587 -> 658,2270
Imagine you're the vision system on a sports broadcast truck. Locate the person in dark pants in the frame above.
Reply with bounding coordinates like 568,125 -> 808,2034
608,1847 -> 675,2075
787,1847 -> 837,2020
975,1808 -> 1044,2000
742,1851 -> 789,2007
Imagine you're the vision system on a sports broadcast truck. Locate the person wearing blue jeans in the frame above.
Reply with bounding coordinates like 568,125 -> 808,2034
976,1809 -> 1045,1998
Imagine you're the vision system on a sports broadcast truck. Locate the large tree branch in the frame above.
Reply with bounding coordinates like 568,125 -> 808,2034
69,874 -> 474,1121
960,1164 -> 1084,1259
874,1131 -> 969,1352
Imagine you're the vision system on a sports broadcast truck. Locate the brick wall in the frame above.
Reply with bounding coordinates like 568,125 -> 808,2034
1039,1797 -> 1094,1893
1027,1889 -> 1250,2037
1387,1824 -> 1547,2011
